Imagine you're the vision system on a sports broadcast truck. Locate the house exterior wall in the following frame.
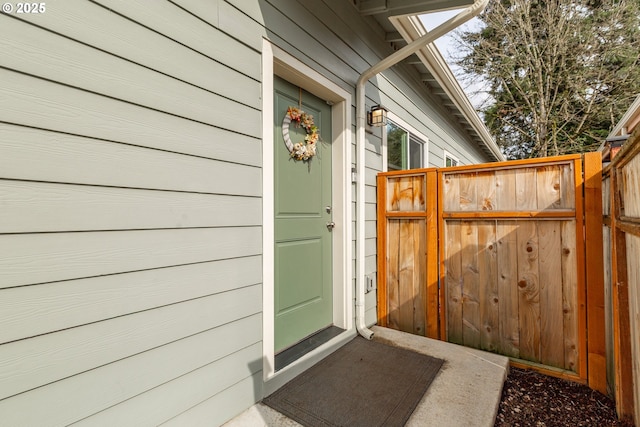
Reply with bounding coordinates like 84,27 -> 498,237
0,0 -> 495,425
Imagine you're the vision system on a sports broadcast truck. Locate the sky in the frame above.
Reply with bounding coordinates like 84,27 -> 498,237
419,9 -> 489,109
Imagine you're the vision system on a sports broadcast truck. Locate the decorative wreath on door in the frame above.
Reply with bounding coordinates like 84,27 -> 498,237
282,106 -> 319,161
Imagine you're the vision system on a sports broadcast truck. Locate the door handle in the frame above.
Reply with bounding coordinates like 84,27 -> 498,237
326,221 -> 336,231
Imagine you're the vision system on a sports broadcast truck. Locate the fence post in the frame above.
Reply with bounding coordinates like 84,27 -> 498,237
426,170 -> 439,339
610,156 -> 635,421
584,152 -> 607,394
437,169 -> 447,341
377,174 -> 388,327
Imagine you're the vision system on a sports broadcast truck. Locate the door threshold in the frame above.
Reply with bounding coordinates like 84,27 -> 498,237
275,326 -> 345,372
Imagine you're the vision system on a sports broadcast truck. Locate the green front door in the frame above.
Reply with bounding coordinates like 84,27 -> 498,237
274,77 -> 333,352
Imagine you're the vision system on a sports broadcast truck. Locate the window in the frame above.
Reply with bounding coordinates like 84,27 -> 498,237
444,151 -> 460,167
385,119 -> 427,171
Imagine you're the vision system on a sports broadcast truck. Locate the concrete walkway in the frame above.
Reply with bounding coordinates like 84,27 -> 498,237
225,326 -> 509,427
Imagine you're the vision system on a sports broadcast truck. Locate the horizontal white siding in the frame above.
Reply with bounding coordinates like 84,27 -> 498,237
0,181 -> 261,233
0,312 -> 262,426
0,0 -> 263,424
1,15 -> 259,112
0,228 -> 261,288
80,340 -> 264,426
1,0 -> 495,425
0,257 -> 262,344
0,124 -> 261,191
1,285 -> 261,400
162,372 -> 264,427
0,69 -> 260,159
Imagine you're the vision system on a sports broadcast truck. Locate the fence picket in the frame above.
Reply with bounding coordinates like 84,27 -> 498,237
497,221 -> 520,358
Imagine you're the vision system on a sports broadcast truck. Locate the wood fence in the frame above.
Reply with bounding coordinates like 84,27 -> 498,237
376,170 -> 439,339
603,127 -> 640,424
377,154 -> 605,389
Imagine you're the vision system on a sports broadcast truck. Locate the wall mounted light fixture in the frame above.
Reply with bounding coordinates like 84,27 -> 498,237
367,105 -> 388,127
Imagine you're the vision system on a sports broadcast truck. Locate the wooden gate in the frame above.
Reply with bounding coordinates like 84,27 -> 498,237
376,169 -> 439,338
377,154 -> 605,387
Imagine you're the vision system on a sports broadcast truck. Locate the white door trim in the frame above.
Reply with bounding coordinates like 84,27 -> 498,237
262,39 -> 354,388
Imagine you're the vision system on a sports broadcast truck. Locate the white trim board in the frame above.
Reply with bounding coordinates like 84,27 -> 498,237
261,39 -> 354,394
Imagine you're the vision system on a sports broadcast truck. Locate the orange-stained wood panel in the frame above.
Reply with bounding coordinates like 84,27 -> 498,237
445,221 -> 463,344
377,171 -> 438,338
584,152 -> 607,394
378,156 -> 595,386
478,221 -> 499,352
497,221 -> 520,358
461,221 -> 481,347
538,220 -> 564,368
516,220 -> 541,363
438,157 -> 586,377
425,170 -> 439,339
561,220 -> 579,373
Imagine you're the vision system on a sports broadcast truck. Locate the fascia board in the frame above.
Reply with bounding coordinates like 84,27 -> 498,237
608,94 -> 640,139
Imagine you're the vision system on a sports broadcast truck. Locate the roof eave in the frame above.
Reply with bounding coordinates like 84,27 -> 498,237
392,14 -> 505,162
607,93 -> 640,139
358,0 -> 475,17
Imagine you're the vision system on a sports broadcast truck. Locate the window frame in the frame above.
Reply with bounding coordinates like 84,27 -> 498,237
382,113 -> 429,172
444,150 -> 460,168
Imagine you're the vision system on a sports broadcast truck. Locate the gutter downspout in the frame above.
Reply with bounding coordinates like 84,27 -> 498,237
355,0 -> 490,340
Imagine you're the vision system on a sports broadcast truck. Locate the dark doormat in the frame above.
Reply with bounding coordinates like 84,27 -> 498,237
263,337 -> 444,427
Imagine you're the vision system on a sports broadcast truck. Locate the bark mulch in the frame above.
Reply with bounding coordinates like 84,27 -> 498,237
494,367 -> 635,427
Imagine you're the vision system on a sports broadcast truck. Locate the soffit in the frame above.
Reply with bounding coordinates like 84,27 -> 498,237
356,1 -> 504,161
358,0 -> 475,18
